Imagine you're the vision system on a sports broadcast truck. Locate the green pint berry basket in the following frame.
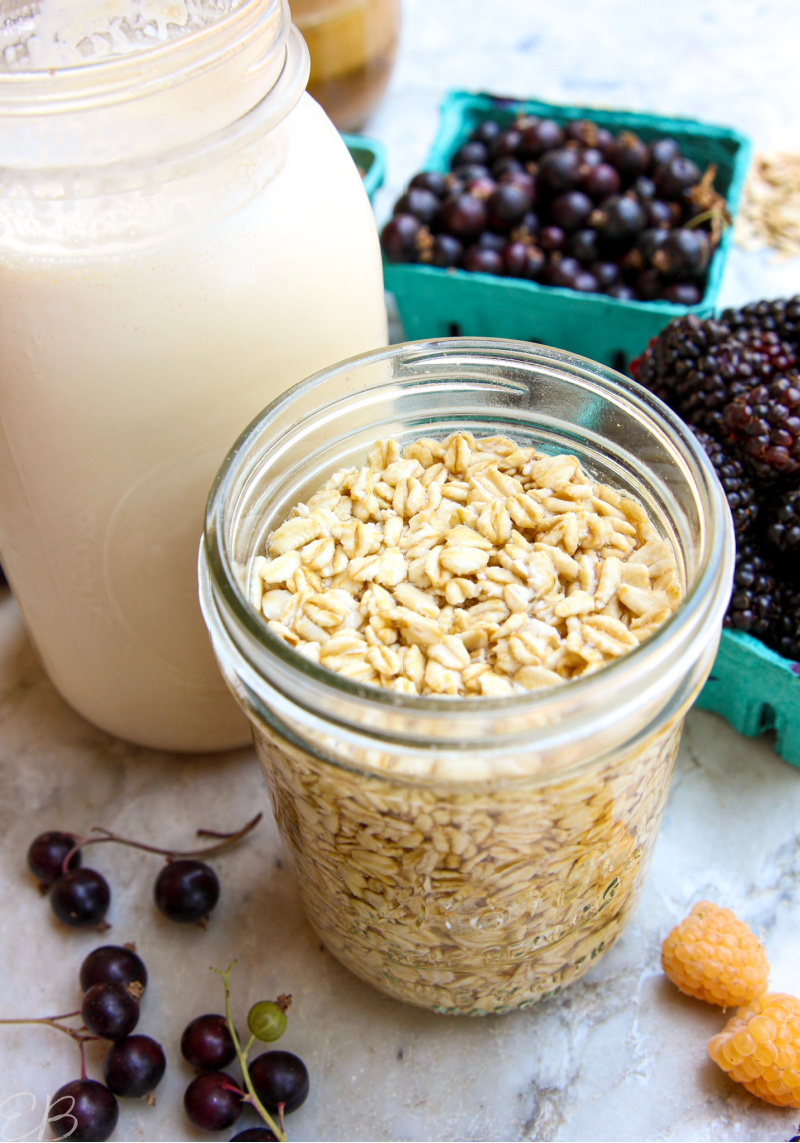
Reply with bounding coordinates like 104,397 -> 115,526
382,90 -> 751,371
342,133 -> 385,204
697,629 -> 800,769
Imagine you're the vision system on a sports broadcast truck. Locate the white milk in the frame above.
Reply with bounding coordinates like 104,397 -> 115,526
0,37 -> 388,750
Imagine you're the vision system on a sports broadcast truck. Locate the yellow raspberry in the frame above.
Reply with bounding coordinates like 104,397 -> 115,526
661,901 -> 769,1007
708,993 -> 800,1108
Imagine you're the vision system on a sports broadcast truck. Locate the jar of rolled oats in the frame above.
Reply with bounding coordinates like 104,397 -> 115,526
199,338 -> 734,1015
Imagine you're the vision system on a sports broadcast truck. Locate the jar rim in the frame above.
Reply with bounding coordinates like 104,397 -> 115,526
201,337 -> 735,753
1,26 -> 309,195
0,0 -> 299,171
0,0 -> 280,86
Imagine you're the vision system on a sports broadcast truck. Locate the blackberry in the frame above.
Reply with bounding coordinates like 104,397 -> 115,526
632,315 -> 799,437
765,488 -> 800,554
721,373 -> 800,482
724,542 -> 780,639
633,314 -> 730,428
771,582 -> 800,661
691,430 -> 759,536
721,295 -> 800,348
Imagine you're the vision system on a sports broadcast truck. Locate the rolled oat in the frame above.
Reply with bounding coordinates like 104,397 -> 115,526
249,433 -> 681,696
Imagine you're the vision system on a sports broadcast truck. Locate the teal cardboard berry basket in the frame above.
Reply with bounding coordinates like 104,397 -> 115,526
383,90 -> 751,369
697,630 -> 800,769
342,132 -> 385,204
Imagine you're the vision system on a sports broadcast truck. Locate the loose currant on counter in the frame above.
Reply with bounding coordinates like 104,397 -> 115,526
181,962 -> 309,1141
26,813 -> 262,929
0,944 -> 164,1141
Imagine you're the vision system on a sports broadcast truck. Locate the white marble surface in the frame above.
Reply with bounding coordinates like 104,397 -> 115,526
3,3 -> 800,1142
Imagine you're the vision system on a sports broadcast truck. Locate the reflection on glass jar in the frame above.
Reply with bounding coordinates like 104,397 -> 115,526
292,0 -> 401,131
199,339 -> 734,1013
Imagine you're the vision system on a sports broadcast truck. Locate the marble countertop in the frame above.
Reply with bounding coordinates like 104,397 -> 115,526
2,2 -> 800,1141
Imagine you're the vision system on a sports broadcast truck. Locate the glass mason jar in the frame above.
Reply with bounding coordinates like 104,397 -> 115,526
199,338 -> 734,1014
0,0 -> 387,752
292,0 -> 401,132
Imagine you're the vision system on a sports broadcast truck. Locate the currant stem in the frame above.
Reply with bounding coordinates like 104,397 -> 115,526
0,1015 -> 101,1050
211,963 -> 286,1143
61,812 -> 263,873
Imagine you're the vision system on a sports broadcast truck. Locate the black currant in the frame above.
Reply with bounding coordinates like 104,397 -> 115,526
652,229 -> 710,279
649,137 -> 680,168
635,268 -> 663,301
451,162 -> 490,184
486,184 -> 531,231
463,246 -> 504,275
471,119 -> 501,147
581,162 -> 620,201
184,1072 -> 243,1132
451,140 -> 489,168
633,175 -> 657,201
392,187 -> 439,225
579,146 -> 603,170
608,131 -> 650,180
538,225 -> 565,253
490,156 -> 524,180
518,118 -> 563,159
48,1079 -> 118,1143
408,170 -> 448,198
503,241 -> 530,277
597,194 -> 647,243
566,118 -> 600,146
154,859 -> 220,924
476,231 -> 505,252
50,868 -> 110,928
79,945 -> 148,994
380,214 -> 421,262
181,1013 -> 237,1072
588,261 -> 619,289
636,227 -> 669,266
249,1051 -> 309,1115
566,228 -> 600,265
103,1035 -> 166,1098
488,127 -> 522,161
81,982 -> 139,1042
572,270 -> 600,293
545,256 -> 582,289
429,233 -> 463,268
538,147 -> 582,191
646,199 -> 679,228
550,190 -> 593,232
654,155 -> 701,200
606,283 -> 636,300
662,282 -> 702,304
498,169 -> 536,203
27,832 -> 81,886
439,193 -> 487,241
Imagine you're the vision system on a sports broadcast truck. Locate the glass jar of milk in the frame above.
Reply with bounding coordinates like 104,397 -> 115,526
0,0 -> 388,751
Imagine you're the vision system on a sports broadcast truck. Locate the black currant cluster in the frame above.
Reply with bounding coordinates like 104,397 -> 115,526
26,813 -> 261,930
381,113 -> 727,303
181,964 -> 308,1142
631,296 -> 800,657
0,944 -> 164,1142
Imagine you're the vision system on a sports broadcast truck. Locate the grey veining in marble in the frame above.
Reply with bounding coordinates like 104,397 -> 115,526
2,2 -> 800,1140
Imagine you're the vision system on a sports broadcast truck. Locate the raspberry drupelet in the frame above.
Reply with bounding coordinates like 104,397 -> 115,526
661,901 -> 769,1008
708,993 -> 800,1108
